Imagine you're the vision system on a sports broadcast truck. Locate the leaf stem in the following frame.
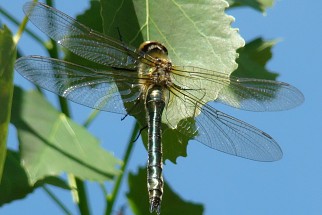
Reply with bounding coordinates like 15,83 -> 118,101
105,121 -> 140,215
42,185 -> 73,215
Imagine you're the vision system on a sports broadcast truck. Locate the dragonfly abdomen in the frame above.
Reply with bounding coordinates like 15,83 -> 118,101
145,85 -> 165,214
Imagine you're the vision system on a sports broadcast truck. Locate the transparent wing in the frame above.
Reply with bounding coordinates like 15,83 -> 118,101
169,89 -> 283,161
217,77 -> 304,111
185,104 -> 282,161
172,66 -> 304,111
15,56 -> 143,114
23,2 -> 155,69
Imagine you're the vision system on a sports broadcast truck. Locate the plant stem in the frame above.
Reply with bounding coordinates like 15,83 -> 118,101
105,121 -> 140,215
75,179 -> 90,215
42,185 -> 73,215
58,96 -> 71,118
12,0 -> 39,44
0,5 -> 43,45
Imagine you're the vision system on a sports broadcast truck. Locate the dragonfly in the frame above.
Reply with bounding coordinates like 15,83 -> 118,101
15,2 -> 304,214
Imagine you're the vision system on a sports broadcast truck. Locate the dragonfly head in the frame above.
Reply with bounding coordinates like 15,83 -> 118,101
139,41 -> 172,71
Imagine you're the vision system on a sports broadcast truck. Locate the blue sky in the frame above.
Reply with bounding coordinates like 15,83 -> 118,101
1,0 -> 321,214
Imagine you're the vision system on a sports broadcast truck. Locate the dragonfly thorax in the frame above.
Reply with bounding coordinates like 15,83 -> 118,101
138,41 -> 173,87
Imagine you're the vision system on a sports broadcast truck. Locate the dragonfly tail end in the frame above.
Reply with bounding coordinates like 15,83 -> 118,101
149,198 -> 161,214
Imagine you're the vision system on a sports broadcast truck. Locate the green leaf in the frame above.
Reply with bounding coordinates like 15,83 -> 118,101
0,25 -> 16,181
217,38 -> 279,108
0,150 -> 33,205
0,149 -> 69,206
233,37 -> 278,80
76,0 -> 103,33
101,0 -> 144,45
103,0 -> 244,72
10,87 -> 121,184
226,0 -> 274,12
127,166 -> 204,215
35,176 -> 71,190
140,118 -> 197,163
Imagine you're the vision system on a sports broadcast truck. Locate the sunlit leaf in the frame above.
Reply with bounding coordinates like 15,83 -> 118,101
10,87 -> 121,184
0,25 -> 16,181
103,0 -> 244,70
127,166 -> 204,215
